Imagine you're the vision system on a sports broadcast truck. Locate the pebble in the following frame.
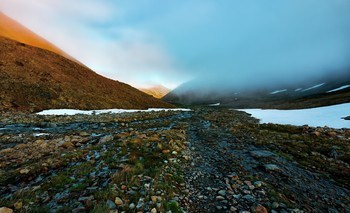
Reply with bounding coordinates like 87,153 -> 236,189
13,201 -> 22,210
129,203 -> 136,209
106,200 -> 117,210
218,190 -> 226,196
114,197 -> 123,206
151,208 -> 157,213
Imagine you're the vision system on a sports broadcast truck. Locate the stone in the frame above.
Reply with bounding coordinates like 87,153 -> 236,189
250,150 -> 276,158
218,190 -> 226,196
79,132 -> 90,136
242,195 -> 255,203
151,196 -> 158,202
114,197 -> 123,206
106,200 -> 117,210
254,181 -> 263,188
216,196 -> 225,200
151,208 -> 157,213
13,201 -> 22,210
129,203 -> 135,209
264,164 -> 280,171
0,207 -> 13,213
162,150 -> 170,154
253,205 -> 268,213
272,202 -> 279,209
19,168 -> 30,174
62,141 -> 74,148
100,135 -> 114,143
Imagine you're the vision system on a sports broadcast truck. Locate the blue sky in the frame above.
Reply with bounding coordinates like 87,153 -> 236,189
2,0 -> 350,89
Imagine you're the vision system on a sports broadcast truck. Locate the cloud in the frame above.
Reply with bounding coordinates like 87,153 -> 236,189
0,0 -> 188,88
1,0 -> 350,90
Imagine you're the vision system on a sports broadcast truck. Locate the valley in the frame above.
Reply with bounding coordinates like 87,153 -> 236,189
0,108 -> 349,212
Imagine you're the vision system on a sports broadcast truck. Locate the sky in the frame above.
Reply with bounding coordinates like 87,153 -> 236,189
1,0 -> 350,89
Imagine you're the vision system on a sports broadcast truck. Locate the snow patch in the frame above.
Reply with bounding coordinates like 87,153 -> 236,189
34,133 -> 50,137
209,103 -> 221,106
326,85 -> 350,93
37,108 -> 191,116
301,83 -> 325,92
270,89 -> 287,95
237,103 -> 350,128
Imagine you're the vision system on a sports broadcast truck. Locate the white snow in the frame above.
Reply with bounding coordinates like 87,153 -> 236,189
37,108 -> 191,116
209,103 -> 221,106
237,103 -> 350,128
301,83 -> 325,92
294,88 -> 303,92
34,133 -> 50,137
270,89 -> 287,95
326,85 -> 350,93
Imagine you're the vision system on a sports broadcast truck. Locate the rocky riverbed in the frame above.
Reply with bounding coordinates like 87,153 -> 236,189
0,108 -> 349,212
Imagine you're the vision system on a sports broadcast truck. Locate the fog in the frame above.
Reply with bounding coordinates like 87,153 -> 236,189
1,1 -> 350,90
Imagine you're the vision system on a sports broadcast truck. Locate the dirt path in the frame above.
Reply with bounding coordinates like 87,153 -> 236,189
182,108 -> 350,213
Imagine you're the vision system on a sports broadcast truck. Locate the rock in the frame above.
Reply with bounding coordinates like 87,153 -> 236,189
151,208 -> 157,213
100,135 -> 114,143
19,168 -> 30,174
272,202 -> 279,209
13,201 -> 22,210
242,195 -> 255,203
264,164 -> 280,171
312,131 -> 321,137
129,203 -> 135,209
253,181 -> 262,188
250,150 -> 276,158
162,150 -> 170,154
78,195 -> 94,205
62,141 -> 74,148
0,207 -> 13,213
230,206 -> 237,212
106,200 -> 117,210
114,197 -> 123,206
151,196 -> 158,202
216,196 -> 225,200
218,190 -> 226,196
253,205 -> 268,213
79,132 -> 90,136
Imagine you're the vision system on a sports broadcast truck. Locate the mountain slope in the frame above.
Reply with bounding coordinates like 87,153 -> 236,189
0,12 -> 80,64
0,36 -> 173,112
139,85 -> 170,98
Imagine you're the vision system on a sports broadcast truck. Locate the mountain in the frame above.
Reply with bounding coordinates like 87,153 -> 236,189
0,36 -> 173,112
0,12 -> 80,64
163,71 -> 350,109
139,85 -> 170,98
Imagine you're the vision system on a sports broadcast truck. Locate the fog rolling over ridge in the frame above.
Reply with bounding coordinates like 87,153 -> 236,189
167,0 -> 350,97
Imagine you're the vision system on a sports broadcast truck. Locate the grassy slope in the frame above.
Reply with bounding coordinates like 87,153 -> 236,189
0,36 -> 174,112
